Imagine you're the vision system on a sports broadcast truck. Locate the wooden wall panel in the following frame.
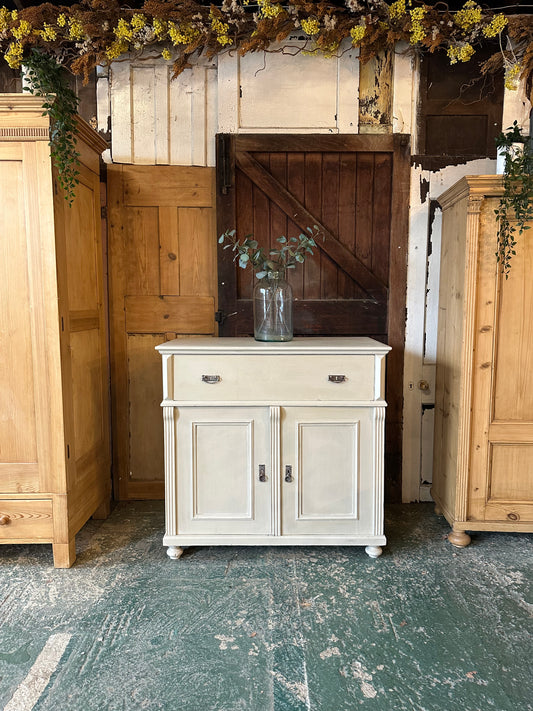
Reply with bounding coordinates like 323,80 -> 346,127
127,334 -> 165,485
107,58 -> 217,166
108,164 -> 217,499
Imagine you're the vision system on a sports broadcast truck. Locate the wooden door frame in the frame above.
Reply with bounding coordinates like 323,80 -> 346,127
216,133 -> 410,501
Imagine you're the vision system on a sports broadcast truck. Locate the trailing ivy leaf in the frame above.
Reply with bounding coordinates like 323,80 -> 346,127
23,48 -> 80,205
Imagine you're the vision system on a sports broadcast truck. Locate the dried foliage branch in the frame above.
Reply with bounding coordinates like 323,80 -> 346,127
0,0 -> 529,91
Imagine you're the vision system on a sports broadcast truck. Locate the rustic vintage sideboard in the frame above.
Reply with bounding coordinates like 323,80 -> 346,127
156,337 -> 390,559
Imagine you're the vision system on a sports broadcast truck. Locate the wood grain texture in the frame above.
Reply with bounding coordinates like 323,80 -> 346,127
108,165 -> 217,500
0,499 -> 53,540
125,296 -> 214,333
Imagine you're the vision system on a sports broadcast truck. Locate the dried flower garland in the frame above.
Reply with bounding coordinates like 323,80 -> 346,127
0,0 -> 531,93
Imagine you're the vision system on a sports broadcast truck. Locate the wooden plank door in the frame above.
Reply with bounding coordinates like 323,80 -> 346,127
108,165 -> 217,500
216,134 -> 410,500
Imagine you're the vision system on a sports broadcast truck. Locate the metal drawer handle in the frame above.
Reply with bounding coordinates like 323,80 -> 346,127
285,465 -> 293,483
328,374 -> 347,383
259,464 -> 267,483
201,375 -> 221,384
0,514 -> 10,525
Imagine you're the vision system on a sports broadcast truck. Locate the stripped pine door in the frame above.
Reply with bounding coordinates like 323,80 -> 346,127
108,165 -> 217,499
216,134 -> 410,500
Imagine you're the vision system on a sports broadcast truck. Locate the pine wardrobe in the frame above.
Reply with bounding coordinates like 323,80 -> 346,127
433,176 -> 533,545
0,95 -> 111,567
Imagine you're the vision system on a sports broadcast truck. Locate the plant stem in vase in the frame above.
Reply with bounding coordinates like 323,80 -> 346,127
253,271 -> 293,342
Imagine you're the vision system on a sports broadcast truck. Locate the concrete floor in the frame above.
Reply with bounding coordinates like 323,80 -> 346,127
0,503 -> 531,711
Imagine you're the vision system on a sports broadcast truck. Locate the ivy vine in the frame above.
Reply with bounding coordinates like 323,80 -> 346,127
23,48 -> 80,203
495,121 -> 533,278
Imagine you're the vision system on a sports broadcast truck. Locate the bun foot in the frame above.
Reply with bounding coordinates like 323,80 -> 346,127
365,545 -> 383,558
167,546 -> 184,560
447,529 -> 471,548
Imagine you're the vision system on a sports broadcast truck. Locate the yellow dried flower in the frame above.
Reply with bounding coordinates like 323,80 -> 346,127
161,48 -> 171,60
39,23 -> 57,42
11,10 -> 17,20
210,11 -> 232,46
131,14 -> 147,32
505,63 -> 521,91
57,13 -> 66,27
301,18 -> 320,36
482,14 -> 507,39
113,17 -> 132,42
409,7 -> 426,44
389,0 -> 406,20
152,18 -> 167,40
5,41 -> 24,69
217,34 -> 232,46
350,24 -> 366,45
0,7 -> 12,32
68,17 -> 85,40
105,39 -> 129,60
168,21 -> 200,46
12,20 -> 32,40
257,0 -> 283,19
454,1 -> 482,31
447,42 -> 475,64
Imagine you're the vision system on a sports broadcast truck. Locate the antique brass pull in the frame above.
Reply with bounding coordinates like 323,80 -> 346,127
201,375 -> 221,384
328,375 -> 346,383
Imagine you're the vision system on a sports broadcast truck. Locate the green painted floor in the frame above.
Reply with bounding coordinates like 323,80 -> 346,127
0,503 -> 531,711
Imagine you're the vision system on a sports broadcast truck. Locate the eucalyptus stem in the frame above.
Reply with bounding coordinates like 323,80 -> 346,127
23,48 -> 80,204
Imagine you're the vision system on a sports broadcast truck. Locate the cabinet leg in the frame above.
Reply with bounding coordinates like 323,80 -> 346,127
365,546 -> 383,559
92,498 -> 111,520
167,546 -> 184,560
447,528 -> 471,548
53,539 -> 76,568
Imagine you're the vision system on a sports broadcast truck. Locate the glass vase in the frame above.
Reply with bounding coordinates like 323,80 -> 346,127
253,271 -> 293,342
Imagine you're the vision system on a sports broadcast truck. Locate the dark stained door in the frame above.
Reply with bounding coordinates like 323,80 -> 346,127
216,134 -> 410,501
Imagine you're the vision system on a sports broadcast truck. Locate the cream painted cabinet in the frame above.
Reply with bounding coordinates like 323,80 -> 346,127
433,176 -> 533,545
0,95 -> 111,567
156,337 -> 390,558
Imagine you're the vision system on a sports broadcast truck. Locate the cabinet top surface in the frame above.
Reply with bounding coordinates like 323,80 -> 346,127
156,336 -> 391,355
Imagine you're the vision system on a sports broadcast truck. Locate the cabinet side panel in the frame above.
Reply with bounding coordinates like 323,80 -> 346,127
0,155 -> 38,479
59,160 -> 111,519
432,196 -> 468,518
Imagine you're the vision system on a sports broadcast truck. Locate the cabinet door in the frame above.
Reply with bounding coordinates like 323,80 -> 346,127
281,407 -> 378,536
175,407 -> 271,535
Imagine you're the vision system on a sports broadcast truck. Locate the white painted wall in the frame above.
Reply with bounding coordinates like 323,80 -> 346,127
97,46 -> 531,501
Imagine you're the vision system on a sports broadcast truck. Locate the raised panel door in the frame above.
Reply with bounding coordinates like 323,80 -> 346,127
175,407 -> 272,535
280,407 -> 375,536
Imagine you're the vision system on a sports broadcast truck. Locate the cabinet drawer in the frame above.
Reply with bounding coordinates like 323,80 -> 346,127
0,499 -> 53,541
171,354 -> 376,402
